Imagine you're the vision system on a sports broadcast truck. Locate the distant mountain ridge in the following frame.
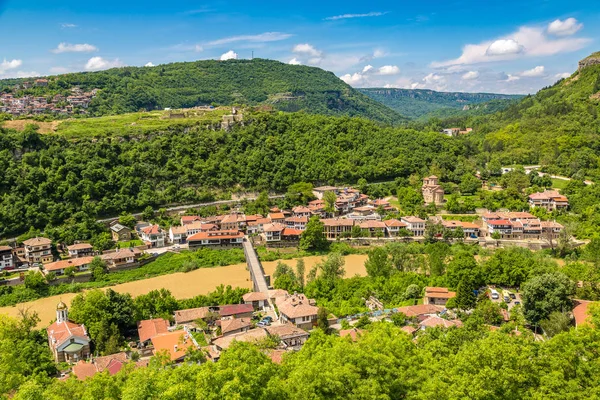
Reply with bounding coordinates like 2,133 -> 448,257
0,59 -> 405,124
358,88 -> 523,119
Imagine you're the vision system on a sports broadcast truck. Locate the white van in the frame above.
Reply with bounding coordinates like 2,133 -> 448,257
490,289 -> 499,300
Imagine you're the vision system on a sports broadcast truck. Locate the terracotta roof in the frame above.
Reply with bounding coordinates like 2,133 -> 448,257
221,318 -> 252,335
266,324 -> 309,339
371,199 -> 390,206
394,304 -> 444,317
292,206 -> 312,214
487,219 -> 512,226
101,247 -> 141,261
181,215 -> 202,224
173,307 -> 211,324
212,328 -> 268,350
339,328 -> 364,341
151,331 -> 195,361
460,221 -> 480,229
47,320 -> 89,350
268,289 -> 289,299
243,292 -> 269,302
401,326 -> 417,335
268,349 -> 287,364
221,213 -> 240,224
72,360 -> 98,380
425,287 -> 456,299
137,318 -> 170,342
170,225 -> 187,234
105,359 -> 124,375
187,230 -> 244,241
141,225 -> 162,235
263,223 -> 286,233
0,245 -> 11,252
66,243 -> 93,251
401,216 -> 425,223
23,237 -> 52,246
219,304 -> 254,317
268,212 -> 285,220
573,300 -> 594,327
282,228 -> 302,237
384,219 -> 407,227
322,218 -> 354,227
45,256 -> 94,272
420,316 -> 462,329
93,352 -> 128,371
358,220 -> 386,229
285,216 -> 309,223
276,294 -> 319,319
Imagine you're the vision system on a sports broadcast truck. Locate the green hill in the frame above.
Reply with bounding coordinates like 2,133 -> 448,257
358,88 -> 522,119
0,59 -> 405,124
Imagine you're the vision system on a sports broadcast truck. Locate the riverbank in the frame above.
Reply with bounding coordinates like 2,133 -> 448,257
0,254 -> 368,327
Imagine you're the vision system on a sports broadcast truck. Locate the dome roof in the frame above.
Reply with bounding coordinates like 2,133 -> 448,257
56,301 -> 68,310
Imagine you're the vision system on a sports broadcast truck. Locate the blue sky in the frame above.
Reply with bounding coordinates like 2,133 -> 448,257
0,0 -> 598,94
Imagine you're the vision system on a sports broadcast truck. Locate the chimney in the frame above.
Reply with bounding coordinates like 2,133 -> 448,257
174,345 -> 178,352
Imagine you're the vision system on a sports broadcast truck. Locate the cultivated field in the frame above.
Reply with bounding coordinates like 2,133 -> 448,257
1,119 -> 61,134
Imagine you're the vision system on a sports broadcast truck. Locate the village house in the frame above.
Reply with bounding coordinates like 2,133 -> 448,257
528,190 -> 569,211
140,224 -> 166,248
440,220 -> 481,239
110,223 -> 132,242
285,216 -> 309,231
0,246 -> 14,270
66,243 -> 94,258
187,230 -> 244,250
169,225 -> 188,244
308,199 -> 327,217
276,293 -> 319,330
151,330 -> 196,363
47,302 -> 91,363
247,217 -> 272,235
339,328 -> 365,342
401,216 -> 426,237
221,213 -> 243,231
23,237 -> 53,265
220,317 -> 252,336
266,324 -> 310,350
312,186 -> 340,200
424,287 -> 456,306
394,304 -> 445,318
347,205 -> 379,220
212,328 -> 269,352
219,304 -> 254,319
358,220 -> 387,237
483,211 -> 563,240
185,221 -> 219,236
181,215 -> 202,226
243,291 -> 269,310
369,199 -> 395,212
420,315 -> 463,330
137,318 -> 170,347
71,352 -> 129,380
322,218 -> 355,239
384,219 -> 409,237
267,212 -> 286,224
101,247 -> 142,269
263,223 -> 286,242
281,228 -> 302,243
173,306 -> 218,326
292,206 -> 312,218
421,176 -> 445,205
43,256 -> 94,275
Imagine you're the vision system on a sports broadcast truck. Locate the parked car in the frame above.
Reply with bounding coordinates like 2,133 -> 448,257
509,293 -> 516,300
490,289 -> 499,300
263,316 -> 273,323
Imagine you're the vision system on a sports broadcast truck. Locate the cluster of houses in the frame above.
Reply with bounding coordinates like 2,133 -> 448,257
0,84 -> 98,116
483,211 -> 564,240
48,288 -> 321,379
441,127 -> 473,137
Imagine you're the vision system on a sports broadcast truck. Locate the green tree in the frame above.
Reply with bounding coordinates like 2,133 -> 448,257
319,252 -> 345,282
142,206 -> 154,221
351,224 -> 362,238
364,247 -> 392,279
539,312 -> 572,338
317,307 -> 329,332
299,216 -> 328,251
459,173 -> 481,194
296,259 -> 306,290
455,279 -> 477,311
471,299 -> 503,325
522,272 -> 576,325
118,213 -> 137,229
89,256 -> 108,282
323,191 -> 338,216
390,312 -> 407,327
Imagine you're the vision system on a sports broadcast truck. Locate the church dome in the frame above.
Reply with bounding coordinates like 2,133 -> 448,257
56,300 -> 67,310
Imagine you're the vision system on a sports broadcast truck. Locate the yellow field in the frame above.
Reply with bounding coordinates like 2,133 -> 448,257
1,119 -> 61,134
0,255 -> 368,327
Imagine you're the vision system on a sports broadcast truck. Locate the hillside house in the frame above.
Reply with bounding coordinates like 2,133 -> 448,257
292,206 -> 312,218
384,219 -> 409,237
285,216 -> 309,231
169,225 -> 187,244
101,248 -> 142,269
71,352 -> 129,380
528,190 -> 569,211
140,225 -> 166,248
483,212 -> 562,240
47,302 -> 91,363
266,324 -> 309,350
44,256 -> 94,275
173,306 -> 218,325
276,293 -> 319,330
312,186 -> 339,200
0,246 -> 14,270
187,230 -> 244,249
23,237 -> 53,264
181,215 -> 202,226
401,216 -> 426,236
151,330 -> 196,363
219,304 -> 254,319
268,212 -> 286,224
220,317 -> 252,336
424,287 -> 456,306
137,318 -> 170,347
66,243 -> 94,258
243,292 -> 269,310
263,223 -> 286,242
110,223 -> 132,242
358,220 -> 387,237
322,218 -> 354,239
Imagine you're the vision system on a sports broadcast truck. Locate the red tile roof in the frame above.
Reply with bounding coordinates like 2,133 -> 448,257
45,256 -> 94,271
573,300 -> 594,327
282,228 -> 302,237
66,243 -> 93,251
151,331 -> 195,361
141,224 -> 162,235
187,230 -> 244,241
137,318 -> 170,342
219,304 -> 254,317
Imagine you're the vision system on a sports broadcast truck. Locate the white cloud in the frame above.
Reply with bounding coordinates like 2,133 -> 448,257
505,74 -> 520,82
554,72 -> 571,79
462,71 -> 480,80
377,65 -> 400,75
325,11 -> 387,21
521,65 -> 546,77
0,59 -> 22,74
288,58 -> 302,65
2,70 -> 39,78
486,39 -> 524,56
548,18 -> 583,36
220,50 -> 238,61
373,49 -> 386,58
84,57 -> 124,71
432,24 -> 591,67
340,72 -> 365,85
292,43 -> 322,58
52,43 -> 98,54
362,65 -> 374,73
194,45 -> 204,52
145,62 -> 155,67
61,23 -> 77,28
208,32 -> 293,46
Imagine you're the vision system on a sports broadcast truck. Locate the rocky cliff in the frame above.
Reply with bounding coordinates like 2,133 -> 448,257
579,52 -> 600,71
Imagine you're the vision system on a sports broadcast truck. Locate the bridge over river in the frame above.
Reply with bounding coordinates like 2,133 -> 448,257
242,238 -> 270,294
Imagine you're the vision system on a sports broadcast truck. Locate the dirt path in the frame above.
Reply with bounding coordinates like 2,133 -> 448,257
0,254 -> 368,327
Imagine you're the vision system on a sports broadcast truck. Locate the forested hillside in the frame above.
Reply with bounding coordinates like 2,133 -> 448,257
458,57 -> 600,180
0,113 -> 467,237
358,88 -> 522,119
0,59 -> 404,124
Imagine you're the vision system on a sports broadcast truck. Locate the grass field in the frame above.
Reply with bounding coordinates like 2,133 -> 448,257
551,178 -> 569,190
